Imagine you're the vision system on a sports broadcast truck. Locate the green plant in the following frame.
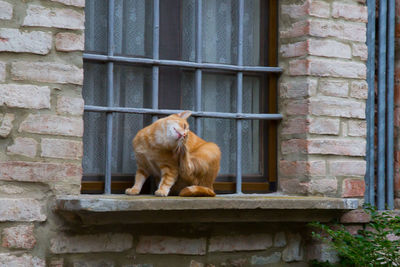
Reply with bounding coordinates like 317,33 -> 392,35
310,206 -> 400,267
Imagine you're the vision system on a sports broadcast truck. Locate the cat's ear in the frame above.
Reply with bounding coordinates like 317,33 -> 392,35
177,111 -> 192,120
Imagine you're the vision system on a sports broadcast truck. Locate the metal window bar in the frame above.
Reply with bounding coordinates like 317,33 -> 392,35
195,0 -> 202,137
366,0 -> 376,206
104,0 -> 115,195
152,0 -> 159,123
84,0 -> 283,195
387,0 -> 395,210
366,0 -> 395,210
236,0 -> 244,194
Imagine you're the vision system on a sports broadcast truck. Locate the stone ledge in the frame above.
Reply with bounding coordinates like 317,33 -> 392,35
56,195 -> 359,224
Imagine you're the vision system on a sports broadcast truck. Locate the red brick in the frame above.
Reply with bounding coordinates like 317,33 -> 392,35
0,198 -> 46,222
308,139 -> 366,156
308,1 -> 330,18
281,21 -> 309,39
0,1 -> 12,20
11,61 -> 83,85
352,43 -> 368,60
51,0 -> 85,7
332,3 -> 368,22
23,4 -> 84,30
281,139 -> 308,154
50,233 -> 133,254
0,161 -> 82,183
7,137 -> 38,158
395,107 -> 400,127
0,29 -> 52,55
136,236 -> 206,255
342,179 -> 365,197
0,113 -> 14,138
280,78 -> 317,98
281,0 -> 330,19
348,120 -> 367,137
19,114 -> 83,137
2,224 -> 36,249
308,178 -> 338,196
56,96 -> 84,115
279,160 -> 326,177
0,62 -> 5,82
308,40 -> 351,59
319,79 -> 349,97
0,84 -> 50,109
41,138 -> 82,160
329,161 -> 366,176
340,209 -> 370,223
289,59 -> 366,79
281,41 -> 308,58
285,99 -> 309,116
280,178 -> 309,194
309,117 -> 340,135
55,32 -> 84,51
0,253 -> 45,267
310,97 -> 365,119
49,258 -> 64,267
281,40 -> 351,59
209,234 -> 272,252
350,81 -> 368,99
309,20 -> 366,42
281,117 -> 308,135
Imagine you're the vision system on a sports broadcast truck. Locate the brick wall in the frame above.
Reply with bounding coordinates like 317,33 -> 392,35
0,0 -> 84,265
0,0 -> 368,265
279,0 -> 368,198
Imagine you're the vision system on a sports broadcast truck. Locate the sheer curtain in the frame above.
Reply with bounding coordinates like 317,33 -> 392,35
83,0 -> 262,178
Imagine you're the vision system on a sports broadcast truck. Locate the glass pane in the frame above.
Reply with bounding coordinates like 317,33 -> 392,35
181,0 -> 196,61
201,73 -> 236,174
161,0 -> 261,65
112,113 -> 143,174
202,0 -> 238,65
243,0 -> 260,66
83,62 -> 107,106
202,118 -> 236,175
113,64 -> 152,108
114,0 -> 153,57
242,76 -> 261,174
85,0 -> 108,54
83,112 -> 106,175
201,73 -> 236,112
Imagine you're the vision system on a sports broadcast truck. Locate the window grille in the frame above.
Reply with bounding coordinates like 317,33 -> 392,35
82,0 -> 283,195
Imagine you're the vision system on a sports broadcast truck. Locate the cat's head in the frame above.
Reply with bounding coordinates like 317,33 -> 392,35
158,111 -> 191,147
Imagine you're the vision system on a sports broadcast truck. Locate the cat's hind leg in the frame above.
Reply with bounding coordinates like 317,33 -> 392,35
125,169 -> 148,195
155,166 -> 178,197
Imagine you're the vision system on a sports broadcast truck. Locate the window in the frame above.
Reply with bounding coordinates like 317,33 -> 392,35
82,0 -> 281,195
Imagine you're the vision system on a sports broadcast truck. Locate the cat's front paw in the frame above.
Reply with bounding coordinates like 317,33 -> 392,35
125,187 -> 140,195
155,189 -> 169,197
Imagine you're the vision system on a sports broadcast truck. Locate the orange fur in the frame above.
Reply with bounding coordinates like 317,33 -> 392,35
125,111 -> 221,197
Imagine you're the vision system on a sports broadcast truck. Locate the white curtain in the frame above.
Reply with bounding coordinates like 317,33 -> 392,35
83,0 -> 261,177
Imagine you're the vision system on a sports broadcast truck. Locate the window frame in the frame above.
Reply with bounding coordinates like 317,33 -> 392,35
82,0 -> 282,195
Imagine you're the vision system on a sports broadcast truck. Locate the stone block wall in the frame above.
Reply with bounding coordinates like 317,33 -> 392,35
278,0 -> 368,198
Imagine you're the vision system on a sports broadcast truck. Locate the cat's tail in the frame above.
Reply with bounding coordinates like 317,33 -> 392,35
179,186 -> 216,197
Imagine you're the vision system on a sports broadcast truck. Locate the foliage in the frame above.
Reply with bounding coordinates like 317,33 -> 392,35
309,206 -> 400,267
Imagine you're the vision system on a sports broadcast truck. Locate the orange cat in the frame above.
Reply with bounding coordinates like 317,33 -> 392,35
125,111 -> 221,197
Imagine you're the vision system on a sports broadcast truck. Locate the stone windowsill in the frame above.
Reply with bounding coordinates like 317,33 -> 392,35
56,194 -> 360,225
